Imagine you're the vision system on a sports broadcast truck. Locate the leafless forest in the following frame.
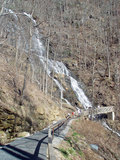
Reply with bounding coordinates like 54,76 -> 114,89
0,0 -> 120,144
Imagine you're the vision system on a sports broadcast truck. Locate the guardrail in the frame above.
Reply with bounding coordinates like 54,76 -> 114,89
48,115 -> 71,160
48,106 -> 115,159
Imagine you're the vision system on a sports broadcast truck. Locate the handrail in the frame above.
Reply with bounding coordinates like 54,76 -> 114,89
48,106 -> 115,159
48,115 -> 71,160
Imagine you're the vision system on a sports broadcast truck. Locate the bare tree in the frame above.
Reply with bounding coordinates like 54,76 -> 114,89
45,35 -> 50,95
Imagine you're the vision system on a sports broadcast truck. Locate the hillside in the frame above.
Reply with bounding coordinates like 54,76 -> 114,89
0,0 -> 120,148
55,118 -> 120,160
33,0 -> 120,116
0,42 -> 72,144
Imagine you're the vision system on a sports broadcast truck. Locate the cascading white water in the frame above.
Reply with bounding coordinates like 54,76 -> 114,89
70,77 -> 92,109
102,121 -> 120,137
39,55 -> 92,108
0,7 -> 92,109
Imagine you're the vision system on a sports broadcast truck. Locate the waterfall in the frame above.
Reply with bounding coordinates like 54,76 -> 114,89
70,77 -> 92,109
0,8 -> 92,109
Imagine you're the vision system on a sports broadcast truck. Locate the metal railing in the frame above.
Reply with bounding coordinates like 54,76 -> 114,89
48,115 -> 71,160
47,106 -> 114,159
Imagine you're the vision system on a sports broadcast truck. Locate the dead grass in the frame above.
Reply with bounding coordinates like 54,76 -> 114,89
71,119 -> 120,160
0,42 -> 68,137
55,118 -> 120,160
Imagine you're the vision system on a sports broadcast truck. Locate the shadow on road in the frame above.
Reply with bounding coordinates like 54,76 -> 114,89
0,120 -> 70,160
1,135 -> 48,160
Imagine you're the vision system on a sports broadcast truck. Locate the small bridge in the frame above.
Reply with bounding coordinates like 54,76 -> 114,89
82,106 -> 115,120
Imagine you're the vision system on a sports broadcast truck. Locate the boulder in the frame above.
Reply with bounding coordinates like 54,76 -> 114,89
17,132 -> 30,138
37,107 -> 44,115
90,144 -> 99,151
0,131 -> 7,145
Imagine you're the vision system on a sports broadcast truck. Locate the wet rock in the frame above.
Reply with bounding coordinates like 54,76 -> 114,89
54,73 -> 65,79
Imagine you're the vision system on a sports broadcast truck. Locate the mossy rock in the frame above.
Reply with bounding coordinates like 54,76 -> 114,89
7,120 -> 15,124
6,132 -> 11,139
17,132 -> 30,137
2,122 -> 13,129
15,117 -> 22,125
0,93 -> 7,103
0,114 -> 8,120
15,126 -> 22,132
7,115 -> 15,120
0,131 -> 7,145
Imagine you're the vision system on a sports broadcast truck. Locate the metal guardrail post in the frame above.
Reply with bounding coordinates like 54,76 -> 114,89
48,128 -> 52,143
48,128 -> 56,160
48,115 -> 71,160
52,128 -> 54,140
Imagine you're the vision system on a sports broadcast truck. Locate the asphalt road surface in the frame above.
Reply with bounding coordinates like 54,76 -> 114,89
0,119 -> 69,160
0,128 -> 48,160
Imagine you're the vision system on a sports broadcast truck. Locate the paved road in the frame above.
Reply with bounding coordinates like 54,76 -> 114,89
0,119 -> 69,160
0,129 -> 48,160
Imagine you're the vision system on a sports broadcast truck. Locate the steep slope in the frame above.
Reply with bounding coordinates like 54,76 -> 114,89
55,119 -> 120,160
1,0 -> 119,112
0,43 -> 69,144
32,0 -> 120,118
